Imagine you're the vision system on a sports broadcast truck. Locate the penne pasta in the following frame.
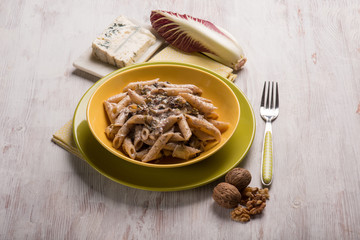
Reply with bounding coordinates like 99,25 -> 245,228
163,142 -> 177,151
161,115 -> 182,133
164,83 -> 203,95
172,145 -> 201,160
115,95 -> 132,114
179,93 -> 217,114
126,115 -> 153,124
103,79 -> 229,163
134,125 -> 144,151
142,132 -> 173,163
123,78 -> 159,92
191,128 -> 216,141
150,87 -> 192,96
141,127 -> 150,141
113,115 -> 153,148
103,101 -> 118,124
122,137 -> 136,159
107,92 -> 127,103
142,138 -> 156,146
105,124 -> 121,140
169,132 -> 185,142
127,89 -> 145,105
208,119 -> 230,133
114,110 -> 128,126
178,115 -> 192,140
135,148 -> 149,160
185,114 -> 221,142
204,111 -> 219,120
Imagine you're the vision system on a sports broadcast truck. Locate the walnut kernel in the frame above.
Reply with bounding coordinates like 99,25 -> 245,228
231,206 -> 251,222
240,187 -> 269,215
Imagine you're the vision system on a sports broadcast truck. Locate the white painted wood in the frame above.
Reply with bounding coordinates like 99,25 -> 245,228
0,0 -> 360,239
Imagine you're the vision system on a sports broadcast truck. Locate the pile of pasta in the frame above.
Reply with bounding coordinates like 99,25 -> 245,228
103,78 -> 230,163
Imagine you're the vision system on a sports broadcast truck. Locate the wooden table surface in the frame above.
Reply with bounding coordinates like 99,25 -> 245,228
1,0 -> 360,239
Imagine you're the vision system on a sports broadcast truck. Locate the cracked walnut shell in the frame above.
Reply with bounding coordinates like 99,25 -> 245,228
225,168 -> 252,191
213,182 -> 241,209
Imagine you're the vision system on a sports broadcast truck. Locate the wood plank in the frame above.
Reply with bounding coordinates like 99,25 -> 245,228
0,0 -> 359,239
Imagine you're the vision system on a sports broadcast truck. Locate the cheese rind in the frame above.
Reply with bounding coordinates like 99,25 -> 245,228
92,16 -> 156,68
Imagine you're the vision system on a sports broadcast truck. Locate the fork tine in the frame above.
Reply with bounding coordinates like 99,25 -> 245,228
270,81 -> 274,109
275,82 -> 279,108
260,82 -> 266,107
266,81 -> 270,108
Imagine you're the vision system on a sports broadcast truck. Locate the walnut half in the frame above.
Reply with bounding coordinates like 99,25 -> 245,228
241,187 -> 269,216
230,206 -> 251,222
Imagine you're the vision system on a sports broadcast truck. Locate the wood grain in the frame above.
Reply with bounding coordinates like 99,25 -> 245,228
0,0 -> 360,239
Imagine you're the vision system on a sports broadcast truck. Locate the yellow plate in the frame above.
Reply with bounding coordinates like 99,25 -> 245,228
87,63 -> 240,167
73,62 -> 255,191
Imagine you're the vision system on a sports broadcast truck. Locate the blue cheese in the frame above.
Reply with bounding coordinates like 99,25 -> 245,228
92,16 -> 156,68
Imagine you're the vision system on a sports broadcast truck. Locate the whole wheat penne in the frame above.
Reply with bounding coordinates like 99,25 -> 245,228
103,101 -> 118,124
107,92 -> 127,103
143,137 -> 156,146
208,119 -> 230,133
115,95 -> 131,113
172,145 -> 201,160
135,148 -> 149,160
113,115 -> 152,148
161,115 -> 182,133
185,114 -> 221,142
191,128 -> 216,141
163,143 -> 178,151
178,115 -> 192,140
123,78 -> 159,92
142,132 -> 173,163
122,137 -> 136,159
169,132 -> 185,142
105,124 -> 121,140
104,79 -> 229,163
150,87 -> 192,96
164,83 -> 203,95
114,110 -> 128,126
204,111 -> 219,120
134,125 -> 144,151
141,127 -> 150,141
179,93 -> 217,114
127,89 -> 145,105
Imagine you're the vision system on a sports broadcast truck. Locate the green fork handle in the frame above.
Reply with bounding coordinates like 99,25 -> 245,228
261,121 -> 273,186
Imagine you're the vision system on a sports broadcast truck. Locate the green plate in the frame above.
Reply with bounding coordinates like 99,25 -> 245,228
73,62 -> 255,191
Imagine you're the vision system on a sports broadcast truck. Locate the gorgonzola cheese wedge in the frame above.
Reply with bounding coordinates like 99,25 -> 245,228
92,16 -> 156,68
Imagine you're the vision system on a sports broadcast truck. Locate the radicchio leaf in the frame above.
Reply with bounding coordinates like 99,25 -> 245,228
150,10 -> 246,70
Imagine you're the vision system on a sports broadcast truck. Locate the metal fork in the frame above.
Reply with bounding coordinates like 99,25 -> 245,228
260,81 -> 279,186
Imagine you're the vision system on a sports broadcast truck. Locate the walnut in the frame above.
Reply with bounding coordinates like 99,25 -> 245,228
259,188 -> 270,199
230,206 -> 250,222
211,167 -> 269,223
240,187 -> 269,215
212,182 -> 242,209
240,187 -> 258,204
225,168 -> 252,191
246,200 -> 266,215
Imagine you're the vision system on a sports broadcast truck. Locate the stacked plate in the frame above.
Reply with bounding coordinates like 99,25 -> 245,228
72,62 -> 255,191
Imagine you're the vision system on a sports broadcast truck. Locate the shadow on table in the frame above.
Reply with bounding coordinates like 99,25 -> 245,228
72,69 -> 99,82
68,149 -> 253,215
68,153 -> 211,208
